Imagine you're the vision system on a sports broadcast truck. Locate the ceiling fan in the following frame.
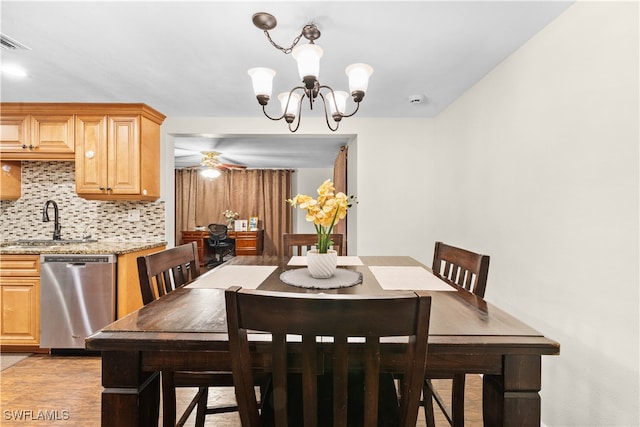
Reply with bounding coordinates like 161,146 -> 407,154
199,151 -> 246,171
183,151 -> 246,179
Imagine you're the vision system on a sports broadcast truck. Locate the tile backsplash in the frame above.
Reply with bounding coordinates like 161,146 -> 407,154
0,162 -> 165,242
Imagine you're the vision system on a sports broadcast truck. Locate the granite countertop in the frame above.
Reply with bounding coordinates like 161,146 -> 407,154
0,241 -> 166,255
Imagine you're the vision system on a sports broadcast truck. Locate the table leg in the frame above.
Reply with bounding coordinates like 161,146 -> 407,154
482,354 -> 542,427
100,351 -> 160,426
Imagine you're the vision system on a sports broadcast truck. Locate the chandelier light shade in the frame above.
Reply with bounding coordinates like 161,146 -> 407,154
247,67 -> 276,100
248,12 -> 373,132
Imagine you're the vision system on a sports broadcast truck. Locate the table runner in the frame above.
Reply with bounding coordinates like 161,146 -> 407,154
288,256 -> 364,266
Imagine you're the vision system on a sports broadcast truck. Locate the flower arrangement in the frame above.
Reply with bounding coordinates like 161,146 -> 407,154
222,209 -> 239,226
287,179 -> 356,253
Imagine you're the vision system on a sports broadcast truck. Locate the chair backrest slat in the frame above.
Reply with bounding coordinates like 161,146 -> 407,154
137,242 -> 201,304
225,287 -> 431,427
432,241 -> 490,297
282,233 -> 344,256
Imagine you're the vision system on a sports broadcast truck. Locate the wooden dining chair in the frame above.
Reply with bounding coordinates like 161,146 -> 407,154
225,286 -> 432,427
423,241 -> 490,427
282,233 -> 344,256
137,242 -> 238,427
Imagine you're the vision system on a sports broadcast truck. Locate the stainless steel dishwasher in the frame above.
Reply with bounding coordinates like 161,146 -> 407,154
40,254 -> 116,349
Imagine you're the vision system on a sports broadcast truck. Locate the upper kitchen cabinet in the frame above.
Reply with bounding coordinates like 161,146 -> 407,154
0,161 -> 21,200
75,104 -> 165,201
0,104 -> 75,160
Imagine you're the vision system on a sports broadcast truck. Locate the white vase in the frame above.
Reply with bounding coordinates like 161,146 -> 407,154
307,249 -> 338,279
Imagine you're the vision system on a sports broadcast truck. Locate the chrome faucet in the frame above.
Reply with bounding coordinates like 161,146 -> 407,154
43,200 -> 61,240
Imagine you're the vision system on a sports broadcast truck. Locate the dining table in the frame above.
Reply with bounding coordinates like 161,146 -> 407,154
85,255 -> 560,427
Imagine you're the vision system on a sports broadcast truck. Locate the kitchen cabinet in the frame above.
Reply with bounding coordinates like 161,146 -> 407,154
0,104 -> 75,160
75,104 -> 165,201
0,255 -> 40,348
116,245 -> 166,318
0,161 -> 21,200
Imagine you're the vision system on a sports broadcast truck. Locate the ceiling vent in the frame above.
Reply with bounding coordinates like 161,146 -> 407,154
0,33 -> 30,50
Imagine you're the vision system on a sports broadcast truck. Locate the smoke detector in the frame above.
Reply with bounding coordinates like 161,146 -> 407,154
408,94 -> 425,104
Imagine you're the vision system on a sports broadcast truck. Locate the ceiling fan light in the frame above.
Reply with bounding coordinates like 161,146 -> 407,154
292,43 -> 323,81
278,92 -> 301,116
248,67 -> 276,97
201,168 -> 221,179
345,63 -> 373,95
327,90 -> 348,116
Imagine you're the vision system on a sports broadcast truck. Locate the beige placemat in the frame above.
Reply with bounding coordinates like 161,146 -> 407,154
369,266 -> 455,291
186,265 -> 277,289
288,256 -> 364,266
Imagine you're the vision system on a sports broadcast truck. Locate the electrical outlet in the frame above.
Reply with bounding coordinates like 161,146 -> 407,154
127,209 -> 141,222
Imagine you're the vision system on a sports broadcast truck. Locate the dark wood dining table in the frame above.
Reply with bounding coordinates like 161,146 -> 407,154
85,255 -> 560,427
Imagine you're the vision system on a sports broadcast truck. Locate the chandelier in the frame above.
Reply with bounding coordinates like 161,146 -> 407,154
248,12 -> 373,132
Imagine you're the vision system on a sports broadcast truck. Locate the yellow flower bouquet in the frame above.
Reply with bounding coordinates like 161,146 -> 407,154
287,179 -> 356,253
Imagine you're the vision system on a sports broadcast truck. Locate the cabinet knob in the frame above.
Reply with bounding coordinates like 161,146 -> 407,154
22,144 -> 27,149
99,186 -> 105,191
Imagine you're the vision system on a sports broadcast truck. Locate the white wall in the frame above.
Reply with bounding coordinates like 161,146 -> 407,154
433,2 -> 639,425
159,2 -> 639,424
292,168 -> 334,234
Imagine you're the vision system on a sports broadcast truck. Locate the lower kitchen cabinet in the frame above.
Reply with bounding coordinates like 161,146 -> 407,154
0,255 -> 40,348
116,245 -> 165,318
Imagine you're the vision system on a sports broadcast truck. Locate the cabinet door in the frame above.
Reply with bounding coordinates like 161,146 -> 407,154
108,116 -> 140,195
0,278 -> 40,345
0,161 -> 21,200
0,114 -> 30,152
30,114 -> 74,154
75,115 -> 108,195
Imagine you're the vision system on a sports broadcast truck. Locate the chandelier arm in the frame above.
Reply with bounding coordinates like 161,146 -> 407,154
261,86 -> 307,121
317,92 -> 340,132
261,105 -> 286,121
318,84 -> 362,119
337,100 -> 360,119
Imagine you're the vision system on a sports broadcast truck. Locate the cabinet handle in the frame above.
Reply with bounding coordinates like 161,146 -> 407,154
99,186 -> 105,191
22,144 -> 27,149
29,144 -> 34,149
106,187 -> 112,191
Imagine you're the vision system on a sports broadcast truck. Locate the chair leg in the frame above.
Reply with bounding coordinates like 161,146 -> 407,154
194,387 -> 209,427
161,371 -> 177,427
423,381 -> 436,427
451,374 -> 466,427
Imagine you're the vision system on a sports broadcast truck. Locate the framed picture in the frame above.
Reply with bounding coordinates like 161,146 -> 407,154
249,216 -> 259,231
235,219 -> 248,232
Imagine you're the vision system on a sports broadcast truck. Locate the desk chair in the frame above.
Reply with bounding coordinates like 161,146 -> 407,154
226,286 -> 431,427
137,243 -> 237,427
282,233 -> 344,256
207,223 -> 235,268
423,241 -> 490,427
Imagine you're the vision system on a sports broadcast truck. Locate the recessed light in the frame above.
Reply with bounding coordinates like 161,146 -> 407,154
0,64 -> 27,78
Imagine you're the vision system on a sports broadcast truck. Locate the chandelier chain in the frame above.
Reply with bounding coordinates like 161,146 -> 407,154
262,24 -> 317,54
263,29 -> 302,54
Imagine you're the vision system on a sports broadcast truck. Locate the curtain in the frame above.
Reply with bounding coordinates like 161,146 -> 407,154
175,169 -> 293,256
332,146 -> 348,251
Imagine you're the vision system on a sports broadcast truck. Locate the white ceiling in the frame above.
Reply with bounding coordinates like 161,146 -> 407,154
0,1 -> 573,168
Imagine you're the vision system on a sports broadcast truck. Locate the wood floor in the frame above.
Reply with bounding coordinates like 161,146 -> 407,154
0,354 -> 484,426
